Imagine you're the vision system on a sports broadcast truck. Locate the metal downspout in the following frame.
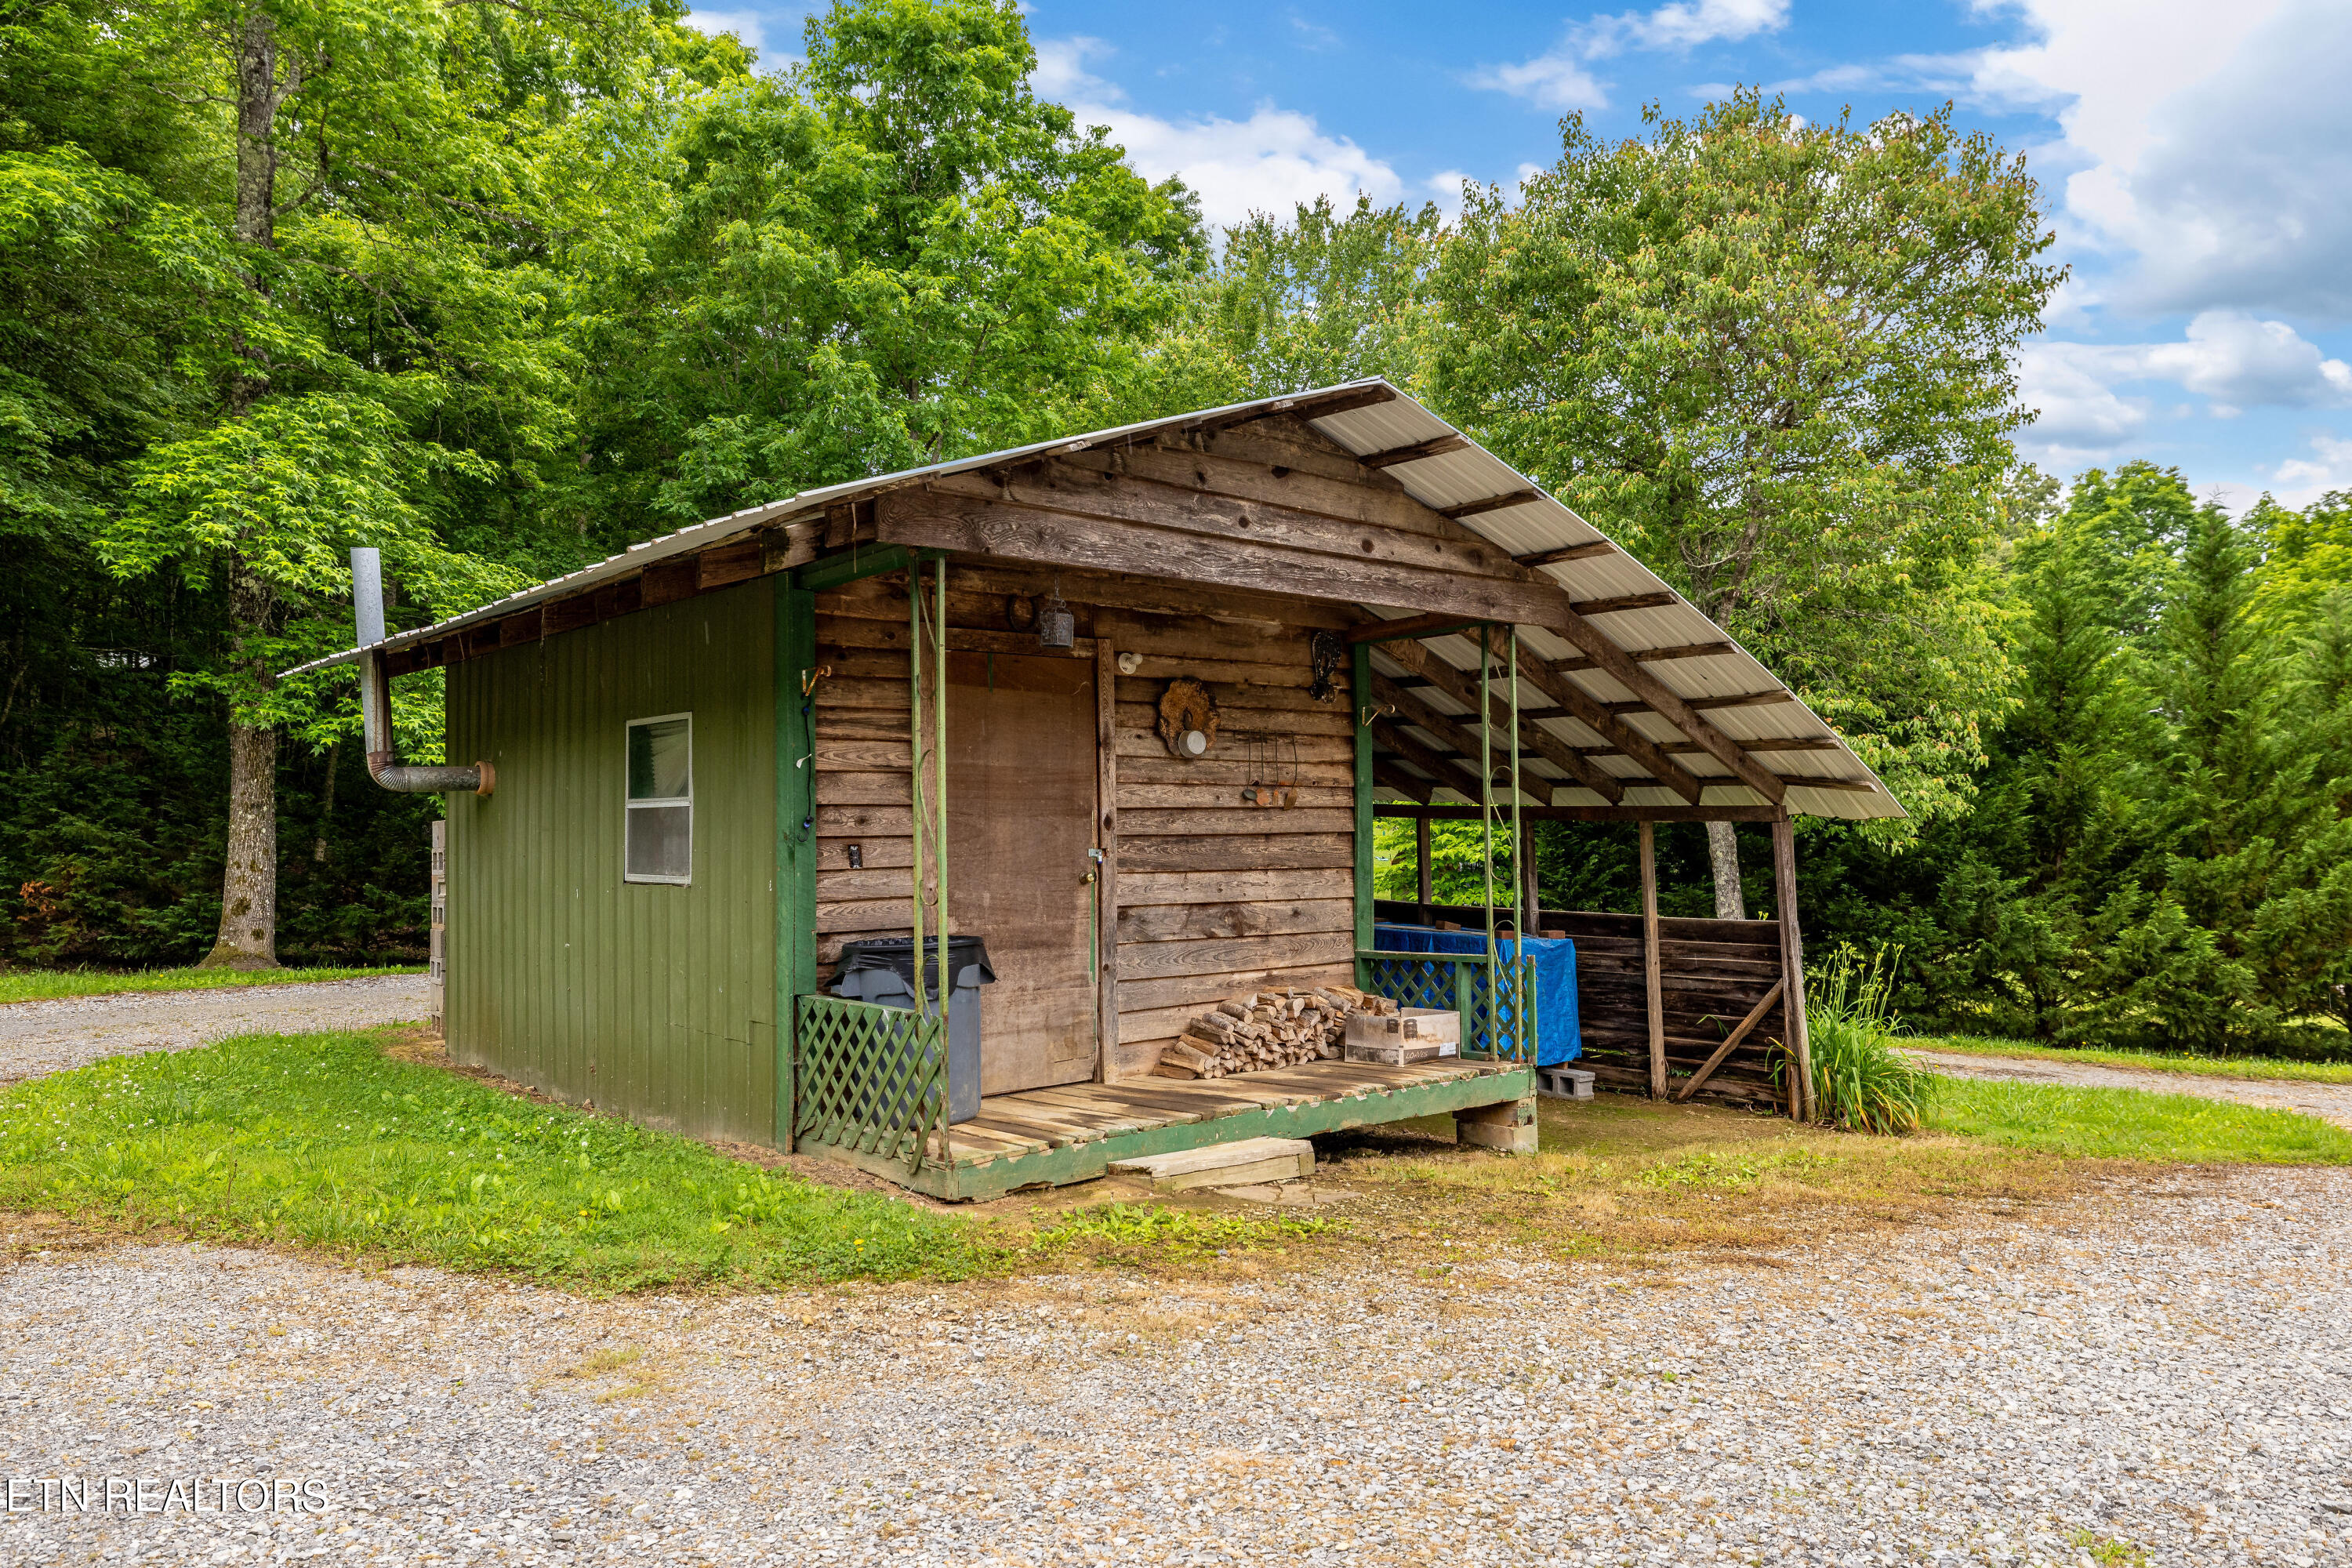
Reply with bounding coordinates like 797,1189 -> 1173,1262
351,548 -> 494,797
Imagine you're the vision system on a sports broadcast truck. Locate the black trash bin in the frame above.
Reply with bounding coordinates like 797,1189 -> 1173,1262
828,935 -> 994,1125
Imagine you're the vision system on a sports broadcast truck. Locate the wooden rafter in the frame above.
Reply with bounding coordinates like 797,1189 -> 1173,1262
1369,670 -> 1605,805
1553,641 -> 1733,672
1368,717 -> 1487,796
1509,638 -> 1707,806
1357,434 -> 1469,470
1516,541 -> 1615,568
1443,490 -> 1540,521
1373,637 -> 1630,804
1372,760 -> 1436,804
1569,591 -> 1678,616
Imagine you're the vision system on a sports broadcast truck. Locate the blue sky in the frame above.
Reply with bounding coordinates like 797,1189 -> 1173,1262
685,0 -> 2352,512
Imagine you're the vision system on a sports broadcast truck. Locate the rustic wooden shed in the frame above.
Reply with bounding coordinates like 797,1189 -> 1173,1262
292,380 -> 1900,1199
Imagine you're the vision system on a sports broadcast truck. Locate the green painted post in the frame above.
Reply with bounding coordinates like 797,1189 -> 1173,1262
1352,641 -> 1375,989
775,578 -> 818,1151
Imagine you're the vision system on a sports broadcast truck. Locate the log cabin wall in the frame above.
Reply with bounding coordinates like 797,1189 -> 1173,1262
1376,900 -> 1789,1110
808,562 -> 1363,1081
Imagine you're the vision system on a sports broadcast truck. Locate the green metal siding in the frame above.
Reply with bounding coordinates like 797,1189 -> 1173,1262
444,581 -> 779,1145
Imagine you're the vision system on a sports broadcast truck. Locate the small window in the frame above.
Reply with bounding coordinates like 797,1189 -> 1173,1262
626,713 -> 692,884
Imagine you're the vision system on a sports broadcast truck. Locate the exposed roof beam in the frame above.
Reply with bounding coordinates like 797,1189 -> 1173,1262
1508,637 -> 1707,806
1374,637 -> 1631,804
1376,803 -> 1779,824
1553,641 -> 1734,672
1443,489 -> 1541,521
1573,735 -> 1840,759
1183,383 -> 1397,435
1615,772 -> 1878,795
1371,670 -> 1620,807
1357,434 -> 1470,470
1517,541 -> 1615,568
1569,591 -> 1677,616
1347,611 -> 1486,644
1599,689 -> 1794,717
1372,760 -> 1436,804
1368,717 -> 1487,795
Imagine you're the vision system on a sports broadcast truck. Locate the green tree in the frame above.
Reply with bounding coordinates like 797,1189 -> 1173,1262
1205,194 -> 1442,398
575,0 -> 1212,528
1428,93 -> 2060,914
66,0 -> 727,967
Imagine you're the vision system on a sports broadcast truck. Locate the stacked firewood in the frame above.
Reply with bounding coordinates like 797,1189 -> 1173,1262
1152,986 -> 1399,1080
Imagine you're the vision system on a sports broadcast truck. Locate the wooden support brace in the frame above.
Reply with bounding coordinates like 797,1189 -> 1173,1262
1675,978 -> 1784,1102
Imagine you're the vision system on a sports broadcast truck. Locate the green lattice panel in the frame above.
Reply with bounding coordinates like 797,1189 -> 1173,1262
794,993 -> 945,1171
1359,952 -> 1537,1064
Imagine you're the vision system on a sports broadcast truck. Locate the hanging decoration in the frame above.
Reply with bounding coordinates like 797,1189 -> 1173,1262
1156,677 -> 1219,760
1308,630 -> 1346,702
1240,731 -> 1301,807
1037,575 -> 1074,649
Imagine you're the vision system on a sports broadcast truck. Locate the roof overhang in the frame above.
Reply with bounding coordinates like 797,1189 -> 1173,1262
289,379 -> 1900,822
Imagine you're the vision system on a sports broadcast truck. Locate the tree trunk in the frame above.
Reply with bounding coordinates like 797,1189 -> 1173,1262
205,717 -> 280,967
1706,819 -> 1745,921
200,9 -> 295,968
203,552 -> 280,968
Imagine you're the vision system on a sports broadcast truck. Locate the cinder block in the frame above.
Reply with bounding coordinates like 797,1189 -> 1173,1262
1537,1067 -> 1595,1100
1454,1097 -> 1538,1155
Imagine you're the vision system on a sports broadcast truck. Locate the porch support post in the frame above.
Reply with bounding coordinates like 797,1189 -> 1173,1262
1094,634 -> 1119,1083
775,577 -> 816,1152
1639,820 -> 1665,1098
1772,810 -> 1814,1121
1415,816 -> 1432,924
1352,640 -> 1375,987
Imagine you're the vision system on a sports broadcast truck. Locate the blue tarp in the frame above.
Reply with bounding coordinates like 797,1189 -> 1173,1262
1370,923 -> 1582,1066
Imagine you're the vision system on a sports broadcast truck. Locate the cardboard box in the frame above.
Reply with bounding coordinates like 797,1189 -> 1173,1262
1344,1007 -> 1461,1065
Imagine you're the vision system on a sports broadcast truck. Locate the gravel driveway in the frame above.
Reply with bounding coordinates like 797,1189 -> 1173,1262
1910,1047 -> 2352,1131
3,1167 -> 2346,1567
0,975 -> 434,1086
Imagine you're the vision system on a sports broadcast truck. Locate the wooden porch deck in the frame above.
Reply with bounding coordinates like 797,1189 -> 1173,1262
810,1056 -> 1535,1200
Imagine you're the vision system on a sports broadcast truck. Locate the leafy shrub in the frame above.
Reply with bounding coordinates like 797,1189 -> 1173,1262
1801,944 -> 1933,1134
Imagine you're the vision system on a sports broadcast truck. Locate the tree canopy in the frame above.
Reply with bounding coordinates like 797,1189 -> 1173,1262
2,0 -> 2346,1053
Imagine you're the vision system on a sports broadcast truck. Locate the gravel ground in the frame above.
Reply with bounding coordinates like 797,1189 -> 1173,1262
0,976 -> 434,1086
1909,1049 -> 2352,1131
3,1166 -> 2347,1567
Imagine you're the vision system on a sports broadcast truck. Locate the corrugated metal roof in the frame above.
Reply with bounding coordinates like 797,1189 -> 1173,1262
289,379 -> 1898,821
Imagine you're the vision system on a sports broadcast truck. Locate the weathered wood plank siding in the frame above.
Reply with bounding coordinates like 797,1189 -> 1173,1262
807,563 -> 1363,1081
445,579 -> 778,1144
1377,900 -> 1787,1109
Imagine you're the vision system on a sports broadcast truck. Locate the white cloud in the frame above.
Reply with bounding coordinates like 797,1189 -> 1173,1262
1473,0 -> 1788,111
2267,434 -> 2352,507
2016,312 -> 2352,464
1970,0 -> 2352,320
685,8 -> 770,56
1584,0 -> 1790,55
1474,53 -> 1611,111
1037,37 -> 1401,230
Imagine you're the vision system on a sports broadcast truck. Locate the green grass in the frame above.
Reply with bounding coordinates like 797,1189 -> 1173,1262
0,965 -> 423,1005
1925,1075 -> 2352,1164
0,1029 -> 1334,1290
1910,1033 -> 2352,1085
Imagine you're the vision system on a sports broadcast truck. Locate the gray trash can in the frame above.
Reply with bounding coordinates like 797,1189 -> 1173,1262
829,935 -> 994,1125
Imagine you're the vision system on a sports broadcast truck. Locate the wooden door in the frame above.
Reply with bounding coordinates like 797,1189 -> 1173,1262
944,651 -> 1100,1094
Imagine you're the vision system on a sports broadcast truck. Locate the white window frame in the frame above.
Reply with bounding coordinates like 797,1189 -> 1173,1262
624,712 -> 694,886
